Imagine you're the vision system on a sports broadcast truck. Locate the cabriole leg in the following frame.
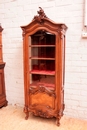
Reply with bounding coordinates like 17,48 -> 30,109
24,106 -> 29,120
56,116 -> 61,126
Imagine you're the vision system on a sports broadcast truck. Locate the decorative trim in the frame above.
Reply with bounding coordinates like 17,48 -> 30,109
29,86 -> 56,98
33,7 -> 47,23
33,109 -> 54,118
22,28 -> 26,38
30,104 -> 53,110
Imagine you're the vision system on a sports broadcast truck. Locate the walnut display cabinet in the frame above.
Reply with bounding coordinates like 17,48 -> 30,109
21,7 -> 67,126
0,25 -> 7,107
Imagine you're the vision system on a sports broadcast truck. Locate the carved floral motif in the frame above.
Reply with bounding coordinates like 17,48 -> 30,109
33,7 -> 47,23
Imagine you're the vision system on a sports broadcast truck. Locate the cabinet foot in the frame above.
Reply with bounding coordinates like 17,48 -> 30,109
56,118 -> 60,126
25,112 -> 29,120
0,100 -> 8,108
24,106 -> 29,120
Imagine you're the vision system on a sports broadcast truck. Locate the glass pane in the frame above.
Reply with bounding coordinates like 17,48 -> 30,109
30,59 -> 55,71
30,30 -> 55,45
30,74 -> 55,90
30,47 -> 55,58
29,30 -> 56,90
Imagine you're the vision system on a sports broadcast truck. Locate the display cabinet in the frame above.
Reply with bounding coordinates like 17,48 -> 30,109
0,25 -> 7,107
21,7 -> 67,126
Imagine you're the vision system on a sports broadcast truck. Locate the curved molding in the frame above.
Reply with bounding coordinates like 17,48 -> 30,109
0,25 -> 3,32
21,7 -> 67,37
29,86 -> 56,98
0,62 -> 5,69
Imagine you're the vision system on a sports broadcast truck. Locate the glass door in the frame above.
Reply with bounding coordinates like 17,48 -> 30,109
29,30 -> 56,90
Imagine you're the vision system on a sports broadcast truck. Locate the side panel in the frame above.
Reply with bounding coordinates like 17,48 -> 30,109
0,64 -> 7,107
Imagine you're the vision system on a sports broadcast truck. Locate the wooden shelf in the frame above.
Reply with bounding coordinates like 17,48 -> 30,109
30,70 -> 55,75
29,57 -> 55,60
29,45 -> 55,47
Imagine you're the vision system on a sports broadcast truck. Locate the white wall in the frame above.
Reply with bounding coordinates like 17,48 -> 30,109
0,0 -> 87,120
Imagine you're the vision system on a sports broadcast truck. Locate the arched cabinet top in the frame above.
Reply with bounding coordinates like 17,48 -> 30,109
21,7 -> 67,36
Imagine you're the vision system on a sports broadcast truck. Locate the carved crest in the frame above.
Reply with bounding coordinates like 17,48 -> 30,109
33,7 -> 47,23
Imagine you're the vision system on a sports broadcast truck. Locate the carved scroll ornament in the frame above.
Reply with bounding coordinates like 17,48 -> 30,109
29,86 -> 56,98
33,109 -> 54,118
33,7 -> 47,23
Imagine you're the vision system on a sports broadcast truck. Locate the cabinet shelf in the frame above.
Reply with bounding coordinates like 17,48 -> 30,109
30,70 -> 55,75
29,57 -> 55,60
29,45 -> 55,47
